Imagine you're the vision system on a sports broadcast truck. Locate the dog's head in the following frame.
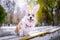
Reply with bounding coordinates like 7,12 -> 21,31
25,5 -> 40,23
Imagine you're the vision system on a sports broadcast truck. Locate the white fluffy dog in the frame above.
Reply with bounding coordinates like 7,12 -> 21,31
15,5 -> 40,37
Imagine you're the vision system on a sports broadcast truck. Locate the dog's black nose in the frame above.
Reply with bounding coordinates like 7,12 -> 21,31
30,17 -> 32,19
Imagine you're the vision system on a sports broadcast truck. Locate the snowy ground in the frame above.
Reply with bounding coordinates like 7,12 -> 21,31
0,26 -> 60,40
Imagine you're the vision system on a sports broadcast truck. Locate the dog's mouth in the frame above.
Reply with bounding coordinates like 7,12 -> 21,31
28,19 -> 33,23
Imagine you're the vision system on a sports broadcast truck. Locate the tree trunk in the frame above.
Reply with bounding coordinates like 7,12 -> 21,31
53,8 -> 58,26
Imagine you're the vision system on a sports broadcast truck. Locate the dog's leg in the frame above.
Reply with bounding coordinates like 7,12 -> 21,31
15,21 -> 22,36
19,28 -> 24,37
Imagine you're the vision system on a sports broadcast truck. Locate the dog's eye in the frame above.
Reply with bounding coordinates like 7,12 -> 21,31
28,14 -> 30,16
32,14 -> 34,17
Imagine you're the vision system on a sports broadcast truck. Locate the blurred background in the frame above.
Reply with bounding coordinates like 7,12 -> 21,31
0,0 -> 60,26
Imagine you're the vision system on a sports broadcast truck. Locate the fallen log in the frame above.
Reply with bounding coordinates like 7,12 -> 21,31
20,27 -> 60,40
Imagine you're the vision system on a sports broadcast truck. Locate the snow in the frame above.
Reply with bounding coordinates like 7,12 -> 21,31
0,26 -> 60,40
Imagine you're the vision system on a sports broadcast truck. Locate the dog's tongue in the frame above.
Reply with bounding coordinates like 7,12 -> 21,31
29,20 -> 32,23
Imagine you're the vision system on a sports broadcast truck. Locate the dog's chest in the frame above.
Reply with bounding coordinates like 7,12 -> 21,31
21,23 -> 34,29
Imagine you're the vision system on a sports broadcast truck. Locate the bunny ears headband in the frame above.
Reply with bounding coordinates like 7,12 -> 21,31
25,4 -> 40,14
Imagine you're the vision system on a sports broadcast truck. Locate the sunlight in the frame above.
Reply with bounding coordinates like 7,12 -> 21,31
2,0 -> 5,2
16,0 -> 27,8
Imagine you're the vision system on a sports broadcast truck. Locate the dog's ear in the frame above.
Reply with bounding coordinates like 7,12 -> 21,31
25,5 -> 30,13
32,4 -> 40,14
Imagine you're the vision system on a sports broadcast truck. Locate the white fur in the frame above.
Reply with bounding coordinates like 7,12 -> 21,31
16,5 -> 40,37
